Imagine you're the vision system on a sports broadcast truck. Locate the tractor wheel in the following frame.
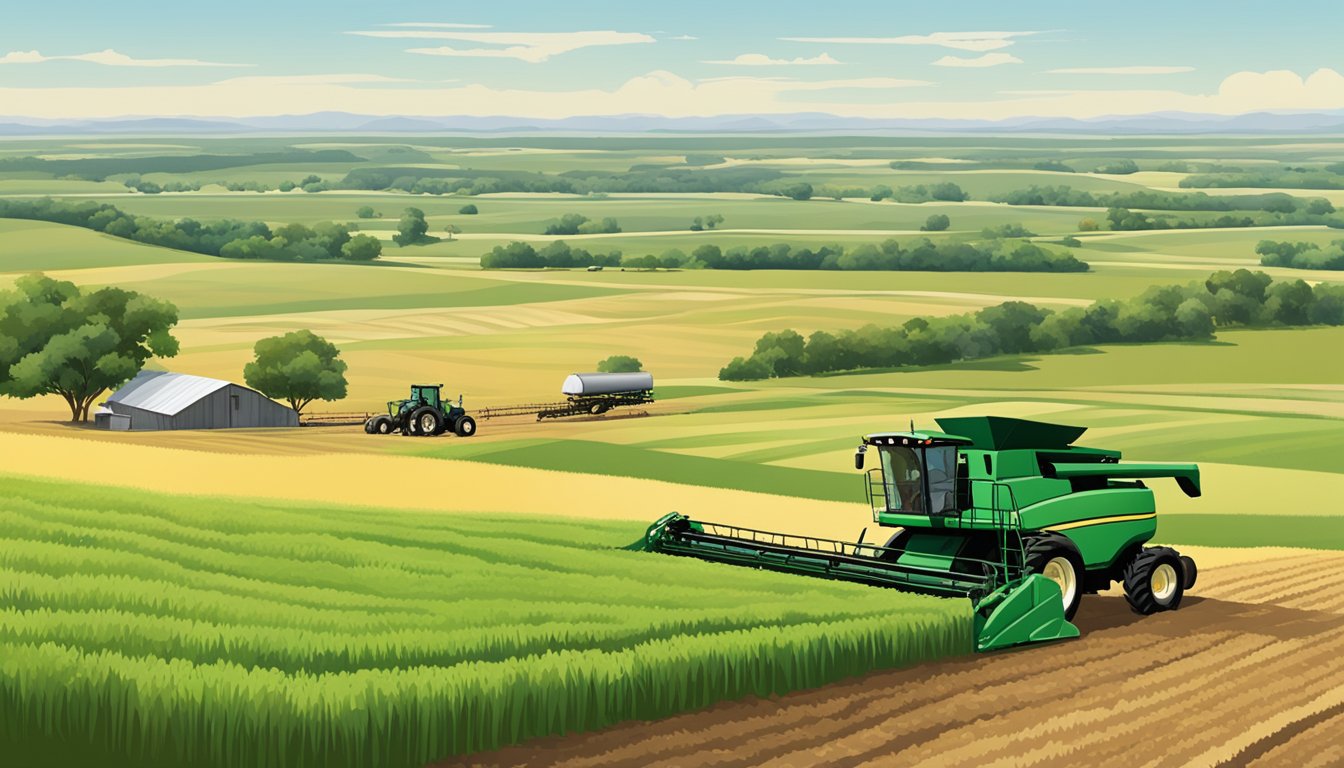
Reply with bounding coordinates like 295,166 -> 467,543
411,407 -> 443,436
372,417 -> 394,435
1023,532 -> 1085,621
363,418 -> 375,434
454,415 -> 477,437
1123,546 -> 1186,615
1179,554 -> 1198,590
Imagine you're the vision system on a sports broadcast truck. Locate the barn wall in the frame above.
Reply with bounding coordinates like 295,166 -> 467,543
107,385 -> 296,430
226,385 -> 299,428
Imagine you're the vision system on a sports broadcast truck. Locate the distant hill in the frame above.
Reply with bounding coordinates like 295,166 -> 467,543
0,110 -> 1341,135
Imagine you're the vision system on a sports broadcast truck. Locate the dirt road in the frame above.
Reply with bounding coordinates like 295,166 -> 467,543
445,548 -> 1344,768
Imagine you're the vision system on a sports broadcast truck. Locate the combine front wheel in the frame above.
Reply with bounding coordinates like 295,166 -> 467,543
1123,546 -> 1185,615
1023,533 -> 1084,620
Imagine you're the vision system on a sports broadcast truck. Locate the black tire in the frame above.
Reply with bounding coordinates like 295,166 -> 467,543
1022,532 -> 1085,621
1179,554 -> 1198,590
363,418 -> 376,434
410,406 -> 443,436
1123,546 -> 1186,615
589,402 -> 609,415
454,415 -> 477,437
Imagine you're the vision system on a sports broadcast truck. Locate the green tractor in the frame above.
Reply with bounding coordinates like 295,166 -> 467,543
364,384 -> 477,437
636,416 -> 1200,652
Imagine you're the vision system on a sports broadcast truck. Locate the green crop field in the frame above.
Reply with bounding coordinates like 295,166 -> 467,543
0,474 -> 968,768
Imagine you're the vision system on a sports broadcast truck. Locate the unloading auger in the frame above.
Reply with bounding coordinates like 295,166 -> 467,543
634,416 -> 1201,652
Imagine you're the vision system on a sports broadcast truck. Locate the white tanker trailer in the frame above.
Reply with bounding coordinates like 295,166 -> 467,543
541,372 -> 655,418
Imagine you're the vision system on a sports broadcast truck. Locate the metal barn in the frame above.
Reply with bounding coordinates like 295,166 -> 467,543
101,370 -> 298,431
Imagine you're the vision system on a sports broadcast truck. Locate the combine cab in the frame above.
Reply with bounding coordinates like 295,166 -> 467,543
364,384 -> 477,437
636,416 -> 1201,652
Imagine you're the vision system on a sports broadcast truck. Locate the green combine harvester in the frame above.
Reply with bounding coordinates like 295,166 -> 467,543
636,416 -> 1201,652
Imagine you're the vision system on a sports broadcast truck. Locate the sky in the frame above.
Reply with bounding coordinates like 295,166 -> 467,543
1,0 -> 1342,121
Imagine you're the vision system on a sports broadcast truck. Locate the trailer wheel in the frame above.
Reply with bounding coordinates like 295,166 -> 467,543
454,415 -> 477,437
1123,546 -> 1185,615
1023,532 -> 1084,620
1179,554 -> 1198,590
589,402 -> 609,415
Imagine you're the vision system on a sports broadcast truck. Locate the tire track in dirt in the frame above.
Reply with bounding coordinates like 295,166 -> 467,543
441,550 -> 1344,768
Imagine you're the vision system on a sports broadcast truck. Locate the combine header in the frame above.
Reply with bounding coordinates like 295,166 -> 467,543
635,416 -> 1201,652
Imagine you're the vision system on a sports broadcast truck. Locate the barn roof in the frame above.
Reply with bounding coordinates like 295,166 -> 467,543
107,370 -> 231,416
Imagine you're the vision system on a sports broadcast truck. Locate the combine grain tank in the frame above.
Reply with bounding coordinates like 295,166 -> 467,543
540,372 -> 655,419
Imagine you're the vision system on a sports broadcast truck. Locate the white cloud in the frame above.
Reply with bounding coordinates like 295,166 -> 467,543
0,48 -> 249,67
932,53 -> 1021,68
383,22 -> 493,29
781,31 -> 1041,52
347,29 -> 655,63
1,67 -> 1341,121
1050,66 -> 1194,75
704,52 -> 840,66
670,35 -> 699,41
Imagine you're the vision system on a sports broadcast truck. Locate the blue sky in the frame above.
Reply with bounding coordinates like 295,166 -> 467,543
1,0 -> 1342,119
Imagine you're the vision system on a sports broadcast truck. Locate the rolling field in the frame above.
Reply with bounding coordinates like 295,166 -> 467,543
1,133 -> 1342,765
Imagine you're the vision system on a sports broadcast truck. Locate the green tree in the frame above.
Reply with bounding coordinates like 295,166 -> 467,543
458,204 -> 478,215
0,273 -> 179,422
242,330 -> 347,415
544,213 -> 590,236
704,213 -> 725,229
355,206 -> 378,219
340,234 -> 382,261
444,223 -> 462,241
597,355 -> 643,373
393,207 -> 430,246
921,214 -> 951,232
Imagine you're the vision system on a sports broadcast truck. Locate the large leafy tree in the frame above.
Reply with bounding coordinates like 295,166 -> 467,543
0,273 -> 179,421
243,330 -> 347,414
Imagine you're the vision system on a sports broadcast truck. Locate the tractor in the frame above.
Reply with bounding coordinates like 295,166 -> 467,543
635,416 -> 1200,652
364,384 -> 477,437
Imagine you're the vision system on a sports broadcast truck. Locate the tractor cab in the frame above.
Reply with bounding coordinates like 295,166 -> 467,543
856,430 -> 974,517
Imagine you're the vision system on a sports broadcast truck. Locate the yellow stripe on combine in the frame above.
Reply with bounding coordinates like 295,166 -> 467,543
1045,512 -> 1157,532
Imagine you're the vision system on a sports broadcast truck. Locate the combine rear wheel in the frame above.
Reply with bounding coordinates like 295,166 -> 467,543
1123,546 -> 1185,614
1023,532 -> 1084,620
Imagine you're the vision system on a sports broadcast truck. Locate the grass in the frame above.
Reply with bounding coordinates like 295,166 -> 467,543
425,438 -> 860,503
0,474 -> 970,768
1158,514 -> 1344,550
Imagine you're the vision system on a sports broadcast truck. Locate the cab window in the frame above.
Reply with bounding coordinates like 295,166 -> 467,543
879,447 -> 924,513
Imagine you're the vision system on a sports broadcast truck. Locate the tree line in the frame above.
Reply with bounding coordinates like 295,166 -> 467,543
1181,165 -> 1344,191
0,198 -> 381,262
1257,238 -> 1344,270
481,237 -> 1088,272
993,184 -> 1336,215
719,269 -> 1344,380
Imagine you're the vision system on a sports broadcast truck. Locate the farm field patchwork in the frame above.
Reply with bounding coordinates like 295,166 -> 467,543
1,133 -> 1342,764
